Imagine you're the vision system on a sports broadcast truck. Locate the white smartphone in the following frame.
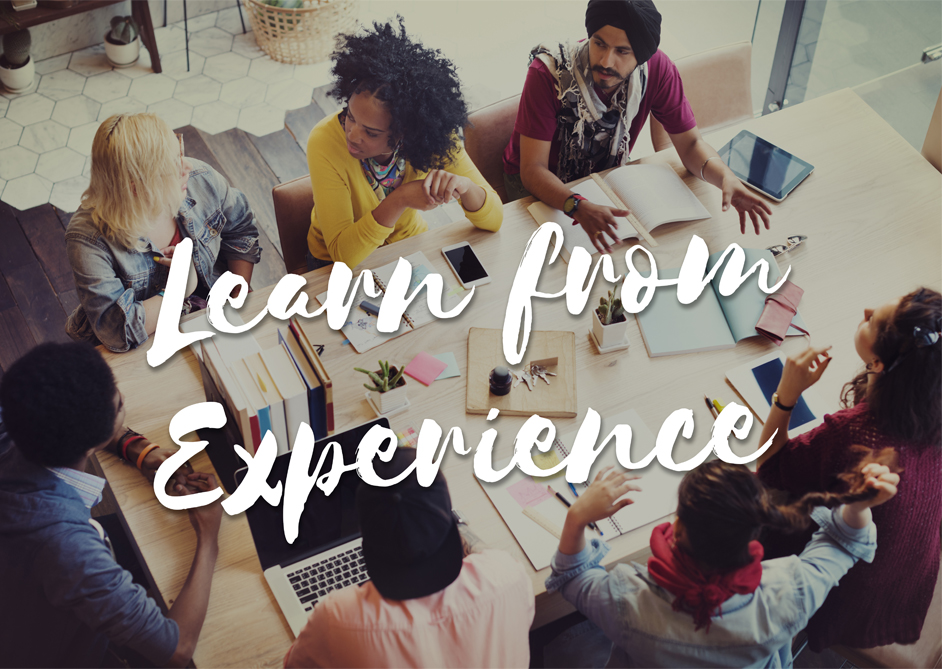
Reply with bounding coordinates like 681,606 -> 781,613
441,241 -> 491,289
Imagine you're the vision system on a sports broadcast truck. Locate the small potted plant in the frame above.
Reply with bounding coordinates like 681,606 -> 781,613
0,29 -> 35,94
104,16 -> 140,68
356,360 -> 407,414
592,288 -> 629,349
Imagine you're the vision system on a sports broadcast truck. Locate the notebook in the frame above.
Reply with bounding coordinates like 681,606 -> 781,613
635,248 -> 807,357
726,352 -> 831,436
316,251 -> 466,353
478,409 -> 684,570
527,164 -> 710,261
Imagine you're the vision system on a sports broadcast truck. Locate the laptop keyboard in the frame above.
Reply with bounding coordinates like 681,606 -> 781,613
286,545 -> 369,613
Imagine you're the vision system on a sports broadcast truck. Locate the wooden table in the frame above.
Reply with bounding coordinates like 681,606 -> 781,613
96,89 -> 941,667
0,0 -> 161,73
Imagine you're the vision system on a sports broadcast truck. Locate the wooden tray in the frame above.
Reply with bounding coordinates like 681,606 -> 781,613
466,328 -> 577,418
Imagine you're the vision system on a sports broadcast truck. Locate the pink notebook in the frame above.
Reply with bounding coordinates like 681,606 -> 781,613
403,352 -> 449,386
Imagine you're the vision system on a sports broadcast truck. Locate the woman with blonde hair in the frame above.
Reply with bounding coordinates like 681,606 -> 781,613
65,113 -> 261,351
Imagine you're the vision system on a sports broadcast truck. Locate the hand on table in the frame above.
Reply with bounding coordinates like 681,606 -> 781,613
155,245 -> 199,296
573,201 -> 628,255
395,180 -> 440,212
568,466 -> 642,526
140,446 -> 194,494
423,169 -> 473,205
178,472 -> 223,540
776,345 -> 832,407
722,176 -> 773,235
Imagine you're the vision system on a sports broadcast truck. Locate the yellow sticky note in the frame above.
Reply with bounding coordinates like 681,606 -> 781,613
532,449 -> 563,480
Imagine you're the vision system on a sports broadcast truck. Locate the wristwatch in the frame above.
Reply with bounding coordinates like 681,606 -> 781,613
771,392 -> 796,411
563,194 -> 587,218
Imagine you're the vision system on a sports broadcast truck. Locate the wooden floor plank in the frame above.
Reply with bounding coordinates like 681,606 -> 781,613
53,206 -> 74,231
285,103 -> 326,152
16,204 -> 76,295
0,203 -> 40,274
0,306 -> 38,373
57,289 -> 80,319
4,263 -> 71,346
197,128 -> 286,289
0,274 -> 15,312
246,128 -> 309,184
179,125 -> 234,184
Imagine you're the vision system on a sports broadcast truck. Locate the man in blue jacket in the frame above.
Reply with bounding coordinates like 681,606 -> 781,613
0,342 -> 220,667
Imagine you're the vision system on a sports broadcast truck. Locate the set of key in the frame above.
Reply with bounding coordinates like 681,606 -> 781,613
510,362 -> 557,391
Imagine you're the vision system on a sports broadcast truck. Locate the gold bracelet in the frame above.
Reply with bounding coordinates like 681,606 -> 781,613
700,156 -> 720,181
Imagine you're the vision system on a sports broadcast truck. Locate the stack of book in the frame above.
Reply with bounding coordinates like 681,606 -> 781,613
199,316 -> 334,457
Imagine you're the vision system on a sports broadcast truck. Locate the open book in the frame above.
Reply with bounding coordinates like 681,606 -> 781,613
316,251 -> 465,353
636,248 -> 807,357
527,164 -> 710,260
478,409 -> 683,570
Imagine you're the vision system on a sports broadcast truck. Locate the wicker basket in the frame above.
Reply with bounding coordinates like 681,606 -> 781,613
243,0 -> 357,65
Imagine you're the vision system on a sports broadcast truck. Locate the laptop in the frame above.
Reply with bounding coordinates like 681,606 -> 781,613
235,417 -> 389,636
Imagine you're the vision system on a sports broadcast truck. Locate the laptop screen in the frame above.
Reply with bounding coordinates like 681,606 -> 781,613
236,418 -> 390,571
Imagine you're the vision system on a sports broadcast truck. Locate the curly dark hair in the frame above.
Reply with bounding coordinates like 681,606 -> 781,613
329,18 -> 468,173
0,342 -> 118,468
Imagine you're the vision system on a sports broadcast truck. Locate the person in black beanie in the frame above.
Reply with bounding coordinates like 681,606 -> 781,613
503,0 -> 773,248
285,448 -> 535,667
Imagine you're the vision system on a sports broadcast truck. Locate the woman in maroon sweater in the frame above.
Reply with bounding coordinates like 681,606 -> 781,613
756,287 -> 941,652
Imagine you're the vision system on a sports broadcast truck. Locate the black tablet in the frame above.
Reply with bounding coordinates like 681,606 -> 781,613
718,130 -> 814,202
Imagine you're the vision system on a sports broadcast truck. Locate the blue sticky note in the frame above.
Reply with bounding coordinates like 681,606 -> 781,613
434,352 -> 460,380
751,358 -> 816,429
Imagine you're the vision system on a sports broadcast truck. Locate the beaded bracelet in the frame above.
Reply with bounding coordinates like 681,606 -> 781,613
136,443 -> 161,471
120,434 -> 147,463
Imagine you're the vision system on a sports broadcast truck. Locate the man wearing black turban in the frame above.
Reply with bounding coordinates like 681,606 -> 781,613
503,0 -> 773,250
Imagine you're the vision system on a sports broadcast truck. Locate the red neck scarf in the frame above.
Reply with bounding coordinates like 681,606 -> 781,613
646,522 -> 764,632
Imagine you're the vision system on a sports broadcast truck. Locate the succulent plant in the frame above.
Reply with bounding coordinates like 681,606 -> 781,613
2,29 -> 31,68
108,16 -> 139,46
597,288 -> 626,326
355,360 -> 405,393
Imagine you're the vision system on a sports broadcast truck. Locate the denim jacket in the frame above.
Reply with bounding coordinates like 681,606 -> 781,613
65,160 -> 261,352
546,507 -> 877,668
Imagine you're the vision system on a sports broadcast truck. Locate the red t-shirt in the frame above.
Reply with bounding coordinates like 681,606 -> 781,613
503,50 -> 697,175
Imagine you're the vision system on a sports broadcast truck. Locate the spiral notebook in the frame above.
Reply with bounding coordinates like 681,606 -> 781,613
316,251 -> 466,353
478,408 -> 684,570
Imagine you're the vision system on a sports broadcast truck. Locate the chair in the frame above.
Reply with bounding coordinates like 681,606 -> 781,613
272,175 -> 314,276
922,87 -> 941,172
464,95 -> 521,203
650,42 -> 754,153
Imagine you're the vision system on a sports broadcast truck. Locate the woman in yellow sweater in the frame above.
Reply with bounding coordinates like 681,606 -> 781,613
306,19 -> 502,270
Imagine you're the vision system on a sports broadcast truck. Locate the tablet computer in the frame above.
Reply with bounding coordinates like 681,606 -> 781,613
718,130 -> 814,202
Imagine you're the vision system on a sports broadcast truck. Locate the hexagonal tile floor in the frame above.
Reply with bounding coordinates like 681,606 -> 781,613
0,6 -> 330,212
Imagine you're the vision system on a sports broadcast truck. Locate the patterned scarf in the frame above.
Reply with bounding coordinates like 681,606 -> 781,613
338,110 -> 405,201
647,522 -> 764,632
532,41 -> 647,184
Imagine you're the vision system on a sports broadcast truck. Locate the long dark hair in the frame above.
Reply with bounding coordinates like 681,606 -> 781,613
329,18 -> 468,173
677,453 -> 897,572
841,287 -> 941,444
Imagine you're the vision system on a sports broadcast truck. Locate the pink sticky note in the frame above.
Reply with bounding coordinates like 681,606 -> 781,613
507,478 -> 553,508
403,351 -> 449,386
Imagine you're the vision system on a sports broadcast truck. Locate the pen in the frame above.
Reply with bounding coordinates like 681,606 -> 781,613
558,484 -> 603,536
704,394 -> 719,419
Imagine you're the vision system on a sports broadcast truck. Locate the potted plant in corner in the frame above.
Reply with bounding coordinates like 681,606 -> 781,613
356,360 -> 408,414
0,29 -> 35,94
104,16 -> 140,68
592,288 -> 629,349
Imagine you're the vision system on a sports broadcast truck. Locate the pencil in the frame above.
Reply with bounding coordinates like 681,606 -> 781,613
704,395 -> 719,419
